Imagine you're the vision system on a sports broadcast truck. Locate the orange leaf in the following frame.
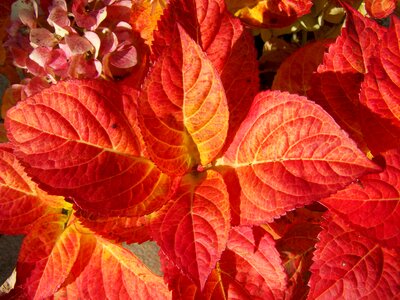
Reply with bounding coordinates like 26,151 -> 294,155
14,215 -> 171,299
309,212 -> 400,299
14,213 -> 79,299
6,79 -> 172,216
76,209 -> 152,244
161,226 -> 287,299
217,90 -> 379,224
130,0 -> 167,46
361,16 -> 400,132
227,0 -> 313,28
154,0 -> 259,152
139,25 -> 229,175
0,146 -> 66,234
365,0 -> 396,18
322,149 -> 400,249
151,170 -> 230,288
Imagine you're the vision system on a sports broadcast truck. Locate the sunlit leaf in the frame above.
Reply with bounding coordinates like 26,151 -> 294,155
0,146 -> 66,234
308,212 -> 400,299
6,79 -> 172,216
321,149 -> 400,249
321,5 -> 386,74
155,0 -> 259,148
267,207 -> 324,299
76,210 -> 151,244
226,0 -> 313,28
14,215 -> 171,299
307,6 -> 397,154
361,16 -> 400,132
218,90 -> 379,224
58,222 -> 171,299
13,213 -> 77,299
365,0 -> 396,18
130,0 -> 167,46
151,170 -> 230,288
161,226 -> 287,299
139,25 -> 229,175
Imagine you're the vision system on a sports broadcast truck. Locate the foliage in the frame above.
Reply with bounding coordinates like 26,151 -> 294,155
0,0 -> 399,299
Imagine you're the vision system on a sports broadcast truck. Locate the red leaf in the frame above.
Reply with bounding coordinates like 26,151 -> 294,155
59,222 -> 171,299
160,226 -> 287,299
154,0 -> 259,150
76,210 -> 151,244
321,5 -> 386,74
0,146 -> 66,234
227,0 -> 313,28
218,90 -> 379,224
321,149 -> 400,249
15,215 -> 171,299
14,213 -> 79,299
6,79 -> 172,216
307,71 -> 368,152
200,226 -> 287,299
262,207 -> 324,299
309,213 -> 400,299
308,8 -> 400,154
129,0 -> 167,46
365,0 -> 396,18
360,16 -> 400,132
150,170 -> 230,289
139,25 -> 229,175
272,40 -> 332,96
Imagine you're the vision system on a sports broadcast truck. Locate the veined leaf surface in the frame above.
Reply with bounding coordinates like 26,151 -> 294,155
13,213 -> 79,299
226,0 -> 313,28
361,16 -> 400,131
365,0 -> 396,18
322,149 -> 400,249
150,170 -> 230,288
218,90 -> 379,224
14,215 -> 171,299
57,222 -> 171,299
161,226 -> 287,299
0,146 -> 65,234
308,213 -> 400,299
139,25 -> 229,175
154,0 -> 259,150
6,79 -> 171,216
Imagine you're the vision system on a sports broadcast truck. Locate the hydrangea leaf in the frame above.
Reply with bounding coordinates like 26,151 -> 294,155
307,6 -> 395,154
139,25 -> 229,175
76,210 -> 151,244
130,0 -> 167,46
365,0 -> 396,18
217,90 -> 379,224
361,16 -> 400,132
154,0 -> 259,149
265,207 -> 324,299
308,212 -> 400,299
5,79 -> 172,217
272,40 -> 332,96
161,226 -> 287,299
58,222 -> 171,299
321,5 -> 386,74
13,213 -> 78,299
0,145 -> 66,234
14,215 -> 171,299
321,149 -> 400,249
150,170 -> 230,289
226,0 -> 313,28
307,71 -> 367,152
